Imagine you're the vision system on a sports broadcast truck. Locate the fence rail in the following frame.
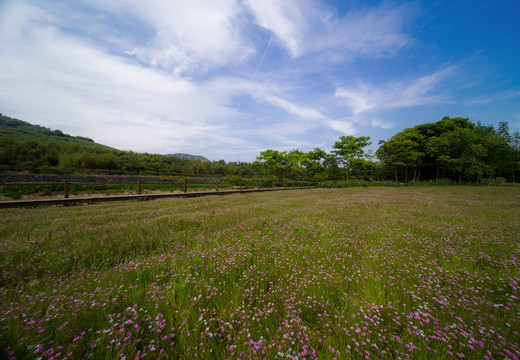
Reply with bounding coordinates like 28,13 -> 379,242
0,179 -> 312,207
0,182 -> 314,208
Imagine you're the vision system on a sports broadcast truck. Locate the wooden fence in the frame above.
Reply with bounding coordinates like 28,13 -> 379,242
0,180 -> 314,208
0,179 -> 310,199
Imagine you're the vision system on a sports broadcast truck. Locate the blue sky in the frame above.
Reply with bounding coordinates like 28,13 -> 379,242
0,0 -> 519,162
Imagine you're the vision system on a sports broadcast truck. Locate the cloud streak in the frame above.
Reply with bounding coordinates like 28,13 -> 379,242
335,67 -> 455,114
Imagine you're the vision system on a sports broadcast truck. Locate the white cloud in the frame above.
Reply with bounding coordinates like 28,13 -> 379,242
134,0 -> 253,73
370,118 -> 394,129
328,120 -> 357,135
243,0 -> 311,57
261,95 -> 326,120
316,2 -> 418,58
465,89 -> 520,106
44,0 -> 254,75
335,67 -> 455,114
244,0 -> 417,59
334,87 -> 375,114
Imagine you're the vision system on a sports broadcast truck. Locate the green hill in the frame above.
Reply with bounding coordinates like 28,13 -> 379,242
0,113 -> 114,150
0,114 -> 244,176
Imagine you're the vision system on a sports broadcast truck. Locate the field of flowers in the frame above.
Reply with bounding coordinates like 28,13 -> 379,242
0,187 -> 519,359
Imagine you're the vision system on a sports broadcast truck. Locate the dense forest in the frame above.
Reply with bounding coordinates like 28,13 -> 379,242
1,114 -> 519,183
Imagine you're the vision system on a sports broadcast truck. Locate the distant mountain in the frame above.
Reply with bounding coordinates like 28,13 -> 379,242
168,153 -> 210,162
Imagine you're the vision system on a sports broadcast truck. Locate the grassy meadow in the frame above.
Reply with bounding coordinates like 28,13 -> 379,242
0,187 -> 519,359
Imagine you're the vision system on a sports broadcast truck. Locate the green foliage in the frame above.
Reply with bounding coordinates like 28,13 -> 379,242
225,175 -> 247,186
480,177 -> 507,186
377,130 -> 424,182
318,179 -> 400,188
377,117 -> 519,183
427,127 -> 487,182
306,148 -> 332,182
0,114 -> 106,148
256,149 -> 289,179
332,135 -> 372,181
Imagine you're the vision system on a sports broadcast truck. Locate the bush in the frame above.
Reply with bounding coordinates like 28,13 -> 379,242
481,177 -> 506,186
5,191 -> 21,200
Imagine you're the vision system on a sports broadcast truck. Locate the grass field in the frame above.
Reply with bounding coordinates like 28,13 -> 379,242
0,187 -> 519,359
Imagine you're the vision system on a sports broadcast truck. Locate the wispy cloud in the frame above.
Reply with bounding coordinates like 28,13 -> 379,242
465,89 -> 520,106
244,0 -> 418,59
370,118 -> 394,129
84,0 -> 254,75
243,0 -> 309,57
327,120 -> 357,135
335,67 -> 455,114
261,95 -> 327,121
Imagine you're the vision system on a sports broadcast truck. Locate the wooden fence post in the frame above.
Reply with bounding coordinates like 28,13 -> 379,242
137,181 -> 142,195
216,181 -> 219,191
272,181 -> 274,189
239,182 -> 242,191
183,180 -> 187,193
64,181 -> 69,198
258,181 -> 261,189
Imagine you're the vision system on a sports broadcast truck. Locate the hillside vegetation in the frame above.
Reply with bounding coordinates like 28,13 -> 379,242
0,114 -> 109,148
0,187 -> 518,359
1,114 -> 519,183
0,114 -> 245,177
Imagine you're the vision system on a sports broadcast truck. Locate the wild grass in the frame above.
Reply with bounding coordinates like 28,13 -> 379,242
0,187 -> 519,359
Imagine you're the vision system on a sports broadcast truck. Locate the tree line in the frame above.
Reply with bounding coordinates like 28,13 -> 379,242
255,117 -> 519,183
1,115 -> 519,183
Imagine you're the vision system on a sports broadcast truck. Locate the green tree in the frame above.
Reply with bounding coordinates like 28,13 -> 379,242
474,121 -> 511,179
376,130 -> 424,182
496,122 -> 520,182
332,136 -> 372,181
512,131 -> 520,182
377,117 -> 516,183
287,149 -> 312,183
349,158 -> 377,180
256,149 -> 289,180
305,148 -> 329,182
426,127 -> 487,183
